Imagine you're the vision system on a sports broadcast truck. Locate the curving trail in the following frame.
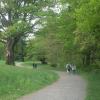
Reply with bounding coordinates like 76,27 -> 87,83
18,72 -> 86,100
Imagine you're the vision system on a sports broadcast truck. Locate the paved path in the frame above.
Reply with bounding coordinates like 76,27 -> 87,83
18,72 -> 86,100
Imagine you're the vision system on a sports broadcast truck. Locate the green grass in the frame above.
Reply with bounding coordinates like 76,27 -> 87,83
0,61 -> 59,100
20,61 -> 65,71
80,69 -> 100,100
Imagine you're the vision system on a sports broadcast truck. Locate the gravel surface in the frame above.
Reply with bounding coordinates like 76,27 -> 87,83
18,72 -> 86,100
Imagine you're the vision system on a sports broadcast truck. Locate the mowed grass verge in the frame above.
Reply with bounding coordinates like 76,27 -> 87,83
81,69 -> 100,100
0,61 -> 59,100
20,61 -> 65,71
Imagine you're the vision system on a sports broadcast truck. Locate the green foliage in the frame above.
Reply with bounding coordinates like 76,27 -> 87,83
0,0 -> 57,65
0,0 -> 99,67
34,0 -> 100,68
24,0 -> 100,68
81,70 -> 100,100
75,0 -> 100,66
25,36 -> 47,62
14,38 -> 26,61
0,43 -> 5,60
36,6 -> 77,66
2,21 -> 31,37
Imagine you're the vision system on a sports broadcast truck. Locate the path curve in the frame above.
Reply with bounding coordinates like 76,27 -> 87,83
18,72 -> 86,100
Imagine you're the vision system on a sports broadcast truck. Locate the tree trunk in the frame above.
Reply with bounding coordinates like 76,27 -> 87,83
82,56 -> 85,65
85,50 -> 91,65
6,38 -> 15,65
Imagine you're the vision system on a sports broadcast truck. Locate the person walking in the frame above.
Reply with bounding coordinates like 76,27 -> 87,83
66,64 -> 72,73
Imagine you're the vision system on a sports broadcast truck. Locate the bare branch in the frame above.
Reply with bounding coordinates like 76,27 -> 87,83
0,38 -> 6,44
0,25 -> 6,31
0,12 -> 8,23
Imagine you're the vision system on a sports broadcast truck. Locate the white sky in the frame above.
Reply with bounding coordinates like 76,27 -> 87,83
43,3 -> 69,14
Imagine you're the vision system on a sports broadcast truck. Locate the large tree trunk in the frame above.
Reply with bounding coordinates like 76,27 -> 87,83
86,55 -> 90,65
82,50 -> 91,66
85,50 -> 91,65
6,38 -> 15,65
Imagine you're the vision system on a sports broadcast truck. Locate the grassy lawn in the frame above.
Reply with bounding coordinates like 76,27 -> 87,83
19,61 -> 66,71
80,69 -> 100,100
0,61 -> 59,100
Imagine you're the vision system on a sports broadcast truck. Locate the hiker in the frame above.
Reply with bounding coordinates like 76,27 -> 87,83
71,64 -> 76,74
66,64 -> 72,73
32,63 -> 37,68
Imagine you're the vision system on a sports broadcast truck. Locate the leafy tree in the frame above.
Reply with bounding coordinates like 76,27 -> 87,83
0,43 -> 5,60
0,0 -> 54,65
75,0 -> 100,66
25,36 -> 47,64
36,5 -> 77,67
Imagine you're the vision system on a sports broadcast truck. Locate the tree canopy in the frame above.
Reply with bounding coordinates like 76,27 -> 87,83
0,0 -> 56,65
0,0 -> 100,68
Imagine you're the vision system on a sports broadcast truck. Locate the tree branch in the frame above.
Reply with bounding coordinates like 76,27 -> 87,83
0,12 -> 8,23
0,25 -> 6,31
0,38 -> 6,44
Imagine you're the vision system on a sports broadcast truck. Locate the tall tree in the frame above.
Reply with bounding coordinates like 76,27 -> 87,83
26,36 -> 47,64
36,5 -> 76,67
75,0 -> 100,65
0,0 -> 54,65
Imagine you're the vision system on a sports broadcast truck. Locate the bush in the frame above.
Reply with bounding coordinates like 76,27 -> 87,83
50,64 -> 57,67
